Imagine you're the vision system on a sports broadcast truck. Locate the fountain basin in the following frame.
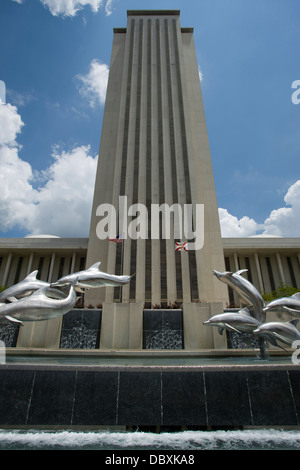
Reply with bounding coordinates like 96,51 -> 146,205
0,348 -> 299,429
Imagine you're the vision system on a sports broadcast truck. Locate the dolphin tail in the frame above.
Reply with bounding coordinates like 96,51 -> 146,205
235,269 -> 248,276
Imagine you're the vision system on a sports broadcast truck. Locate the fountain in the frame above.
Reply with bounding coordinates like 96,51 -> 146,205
0,263 -> 300,434
143,309 -> 183,349
59,309 -> 102,349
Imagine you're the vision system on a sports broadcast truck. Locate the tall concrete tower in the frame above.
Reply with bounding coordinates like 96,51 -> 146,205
86,10 -> 228,348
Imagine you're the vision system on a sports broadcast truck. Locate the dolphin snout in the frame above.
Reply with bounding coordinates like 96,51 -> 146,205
212,270 -> 220,278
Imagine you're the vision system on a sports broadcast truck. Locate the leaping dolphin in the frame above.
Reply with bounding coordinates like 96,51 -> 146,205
0,279 -> 77,325
203,307 -> 262,335
50,262 -> 133,291
253,319 -> 300,350
0,270 -> 67,303
213,269 -> 265,322
263,292 -> 300,317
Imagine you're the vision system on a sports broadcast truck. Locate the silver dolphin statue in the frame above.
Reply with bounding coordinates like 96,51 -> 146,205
253,319 -> 300,350
0,270 -> 67,303
213,269 -> 265,322
203,307 -> 262,335
263,292 -> 300,317
50,262 -> 133,290
0,279 -> 77,325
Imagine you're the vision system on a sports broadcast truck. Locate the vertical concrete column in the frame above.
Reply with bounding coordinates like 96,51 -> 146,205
183,302 -> 226,349
100,302 -> 143,349
2,252 -> 13,286
17,318 -> 62,349
233,252 -> 239,271
70,252 -> 76,274
254,252 -> 264,293
47,252 -> 56,282
27,252 -> 34,275
276,252 -> 286,284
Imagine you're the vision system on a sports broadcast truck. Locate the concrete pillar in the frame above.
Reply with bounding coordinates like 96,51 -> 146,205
233,252 -> 239,272
276,252 -> 286,284
17,318 -> 62,349
183,302 -> 226,349
100,302 -> 144,349
27,252 -> 34,275
254,252 -> 264,293
2,253 -> 13,286
70,252 -> 76,274
47,252 -> 56,282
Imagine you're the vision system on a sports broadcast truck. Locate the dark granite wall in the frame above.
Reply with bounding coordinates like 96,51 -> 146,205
0,367 -> 299,427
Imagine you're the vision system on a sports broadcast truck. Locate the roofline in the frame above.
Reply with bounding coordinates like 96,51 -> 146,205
127,10 -> 180,16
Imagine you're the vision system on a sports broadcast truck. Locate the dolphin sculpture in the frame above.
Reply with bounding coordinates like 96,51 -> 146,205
0,270 -> 67,303
203,307 -> 262,335
253,319 -> 300,350
50,262 -> 133,291
263,292 -> 300,317
0,279 -> 77,325
213,269 -> 265,322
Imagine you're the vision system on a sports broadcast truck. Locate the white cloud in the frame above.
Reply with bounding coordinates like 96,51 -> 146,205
0,103 -> 24,146
0,103 -> 97,237
29,145 -> 98,237
76,59 -> 109,107
263,180 -> 300,237
218,208 -> 259,237
219,180 -> 300,238
39,0 -> 112,17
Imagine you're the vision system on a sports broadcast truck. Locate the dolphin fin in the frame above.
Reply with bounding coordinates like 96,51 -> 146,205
24,270 -> 38,281
5,315 -> 23,326
218,327 -> 224,335
288,319 -> 299,327
75,286 -> 86,293
224,323 -> 241,333
291,292 -> 300,300
89,262 -> 101,270
6,297 -> 19,303
267,336 -> 288,352
283,307 -> 300,316
235,269 -> 248,276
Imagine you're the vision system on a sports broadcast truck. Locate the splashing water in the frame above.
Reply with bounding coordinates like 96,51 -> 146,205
0,429 -> 300,450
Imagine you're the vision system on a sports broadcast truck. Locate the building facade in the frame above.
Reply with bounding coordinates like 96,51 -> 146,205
86,10 -> 227,308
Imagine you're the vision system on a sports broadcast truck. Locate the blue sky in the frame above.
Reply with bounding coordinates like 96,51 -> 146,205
0,0 -> 299,238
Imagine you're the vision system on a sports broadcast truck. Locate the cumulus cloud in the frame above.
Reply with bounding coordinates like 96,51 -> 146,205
39,0 -> 111,17
218,208 -> 259,237
0,102 -> 97,237
219,180 -> 300,238
29,145 -> 98,237
76,59 -> 109,107
0,103 -> 24,146
263,180 -> 300,237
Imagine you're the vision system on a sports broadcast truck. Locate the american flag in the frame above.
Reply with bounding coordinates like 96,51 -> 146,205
175,242 -> 188,252
109,234 -> 123,243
